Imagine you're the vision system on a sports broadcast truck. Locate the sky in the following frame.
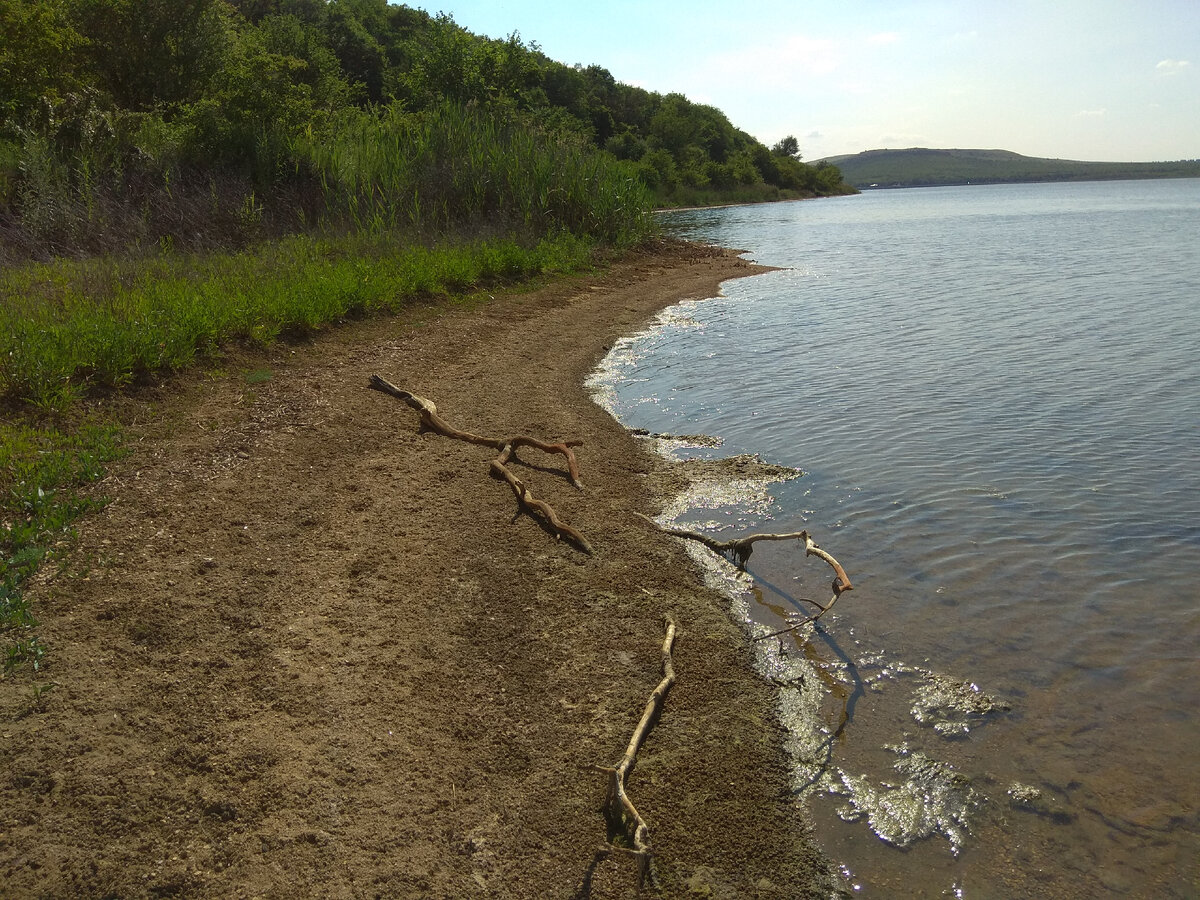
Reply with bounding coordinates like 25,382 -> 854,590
414,0 -> 1200,162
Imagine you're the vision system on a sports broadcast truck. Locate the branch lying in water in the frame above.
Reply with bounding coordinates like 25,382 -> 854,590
369,375 -> 591,552
635,513 -> 852,638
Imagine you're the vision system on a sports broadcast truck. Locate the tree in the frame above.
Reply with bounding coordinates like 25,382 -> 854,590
772,135 -> 801,159
0,0 -> 83,124
227,0 -> 280,22
69,0 -> 230,111
325,0 -> 387,103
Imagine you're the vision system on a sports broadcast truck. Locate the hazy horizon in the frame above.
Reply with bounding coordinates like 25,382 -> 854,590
423,0 -> 1199,164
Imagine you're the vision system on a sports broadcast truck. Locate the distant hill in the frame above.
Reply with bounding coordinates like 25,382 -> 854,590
818,148 -> 1200,188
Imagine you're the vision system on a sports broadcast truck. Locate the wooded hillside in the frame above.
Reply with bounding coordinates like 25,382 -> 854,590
822,147 -> 1200,188
0,0 -> 852,261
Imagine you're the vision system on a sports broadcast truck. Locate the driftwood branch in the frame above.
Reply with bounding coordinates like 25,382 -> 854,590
491,444 -> 594,554
636,513 -> 853,638
369,375 -> 590,551
369,375 -> 585,488
595,616 -> 678,889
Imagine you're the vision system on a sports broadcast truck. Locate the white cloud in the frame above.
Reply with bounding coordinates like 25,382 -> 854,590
806,130 -> 823,140
1075,108 -> 1108,118
1156,58 -> 1191,73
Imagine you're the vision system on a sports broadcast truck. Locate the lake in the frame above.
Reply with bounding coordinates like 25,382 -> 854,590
590,180 -> 1200,897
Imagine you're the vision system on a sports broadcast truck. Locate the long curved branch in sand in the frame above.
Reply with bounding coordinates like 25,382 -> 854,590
369,375 -> 591,552
595,616 -> 677,888
490,445 -> 593,554
636,513 -> 853,637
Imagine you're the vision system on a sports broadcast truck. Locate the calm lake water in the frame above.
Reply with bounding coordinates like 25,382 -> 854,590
594,180 -> 1200,897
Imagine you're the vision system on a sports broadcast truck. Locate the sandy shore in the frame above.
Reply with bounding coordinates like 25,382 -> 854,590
0,241 -> 831,898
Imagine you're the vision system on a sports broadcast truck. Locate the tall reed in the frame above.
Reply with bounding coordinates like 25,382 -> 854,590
303,102 -> 655,247
4,99 -> 655,262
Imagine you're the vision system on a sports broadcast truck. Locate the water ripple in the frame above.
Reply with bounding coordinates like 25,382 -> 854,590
617,180 -> 1200,896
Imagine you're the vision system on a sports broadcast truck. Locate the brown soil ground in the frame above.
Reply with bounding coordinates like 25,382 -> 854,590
0,241 -> 831,899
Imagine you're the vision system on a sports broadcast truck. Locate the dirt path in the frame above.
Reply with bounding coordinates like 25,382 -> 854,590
1,242 -> 830,898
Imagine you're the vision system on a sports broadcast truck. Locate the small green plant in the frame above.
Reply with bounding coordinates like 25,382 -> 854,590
5,636 -> 46,674
1,420 -> 125,674
237,191 -> 264,231
29,681 -> 56,712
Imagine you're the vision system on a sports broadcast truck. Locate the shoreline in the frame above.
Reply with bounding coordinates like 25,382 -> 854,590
1,241 -> 834,897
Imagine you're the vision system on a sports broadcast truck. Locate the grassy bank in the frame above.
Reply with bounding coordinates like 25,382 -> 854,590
0,226 -> 611,677
654,175 -> 857,209
3,76 -> 659,677
1,230 -> 599,409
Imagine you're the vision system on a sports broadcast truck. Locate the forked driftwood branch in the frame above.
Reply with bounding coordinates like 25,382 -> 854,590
636,513 -> 853,638
369,375 -> 592,552
595,616 -> 678,889
489,444 -> 593,554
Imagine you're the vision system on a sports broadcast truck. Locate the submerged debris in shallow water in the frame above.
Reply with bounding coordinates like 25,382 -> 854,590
831,744 -> 980,853
678,452 -> 803,483
1007,782 -> 1042,805
630,429 -> 725,449
650,454 -> 804,533
1006,782 -> 1075,824
910,671 -> 1011,736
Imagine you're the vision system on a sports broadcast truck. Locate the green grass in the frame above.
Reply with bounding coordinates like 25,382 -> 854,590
1,419 -> 124,675
0,229 -> 597,409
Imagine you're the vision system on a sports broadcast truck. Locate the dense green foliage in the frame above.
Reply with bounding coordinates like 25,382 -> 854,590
825,148 -> 1200,189
0,0 -> 850,261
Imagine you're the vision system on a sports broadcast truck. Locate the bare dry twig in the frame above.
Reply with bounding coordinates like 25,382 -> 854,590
595,616 -> 678,889
369,375 -> 591,552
